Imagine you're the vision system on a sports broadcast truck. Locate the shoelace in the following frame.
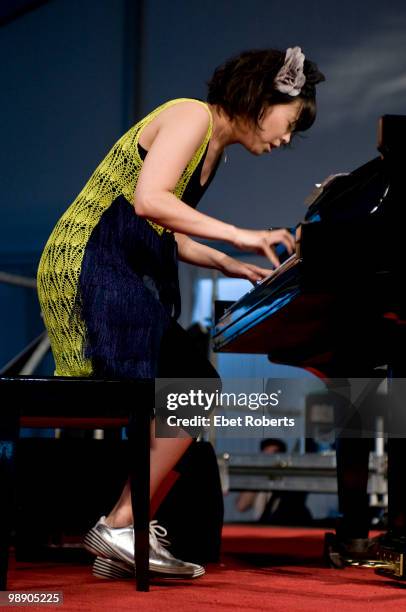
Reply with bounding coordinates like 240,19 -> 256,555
149,520 -> 171,548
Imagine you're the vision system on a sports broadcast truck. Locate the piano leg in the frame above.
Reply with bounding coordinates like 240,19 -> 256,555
323,366 -> 406,577
333,378 -> 373,565
386,369 -> 406,536
387,438 -> 406,535
315,370 -> 378,567
323,374 -> 374,541
335,437 -> 371,540
372,374 -> 406,580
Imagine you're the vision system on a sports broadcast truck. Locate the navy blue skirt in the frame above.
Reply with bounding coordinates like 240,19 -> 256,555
75,196 -> 181,379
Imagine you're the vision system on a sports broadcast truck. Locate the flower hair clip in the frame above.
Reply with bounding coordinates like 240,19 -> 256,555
274,47 -> 306,97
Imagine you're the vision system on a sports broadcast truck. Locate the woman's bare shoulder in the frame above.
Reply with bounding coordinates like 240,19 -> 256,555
139,99 -> 211,150
135,100 -> 213,202
155,99 -> 211,136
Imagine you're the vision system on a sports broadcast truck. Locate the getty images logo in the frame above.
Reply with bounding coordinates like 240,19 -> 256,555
166,389 -> 281,411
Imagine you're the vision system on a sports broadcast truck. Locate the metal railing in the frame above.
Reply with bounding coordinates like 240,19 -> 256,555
0,271 -> 50,375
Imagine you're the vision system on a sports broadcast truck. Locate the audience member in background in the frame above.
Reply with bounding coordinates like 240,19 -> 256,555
236,439 -> 313,525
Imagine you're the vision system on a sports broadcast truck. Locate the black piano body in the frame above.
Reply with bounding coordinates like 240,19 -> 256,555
212,115 -> 406,372
212,115 -> 406,579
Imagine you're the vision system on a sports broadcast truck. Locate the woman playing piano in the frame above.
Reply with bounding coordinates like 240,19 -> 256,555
37,47 -> 325,579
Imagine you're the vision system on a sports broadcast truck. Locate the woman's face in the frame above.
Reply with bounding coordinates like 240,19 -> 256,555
239,99 -> 303,155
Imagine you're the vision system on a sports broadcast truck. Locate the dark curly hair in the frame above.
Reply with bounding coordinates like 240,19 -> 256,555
207,48 -> 325,134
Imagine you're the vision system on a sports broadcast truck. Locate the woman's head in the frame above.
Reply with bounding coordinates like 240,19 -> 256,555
207,47 -> 325,151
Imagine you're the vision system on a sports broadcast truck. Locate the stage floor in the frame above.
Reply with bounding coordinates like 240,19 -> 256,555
8,525 -> 406,611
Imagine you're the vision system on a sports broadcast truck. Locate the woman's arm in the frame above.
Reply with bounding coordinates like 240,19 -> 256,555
174,233 -> 228,269
134,102 -> 294,266
175,233 -> 273,283
134,102 -> 236,241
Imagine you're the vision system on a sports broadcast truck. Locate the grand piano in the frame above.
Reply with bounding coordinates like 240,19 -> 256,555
213,115 -> 405,371
212,115 -> 406,579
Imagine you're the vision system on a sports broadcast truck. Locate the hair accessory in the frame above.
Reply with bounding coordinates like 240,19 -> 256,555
274,47 -> 306,97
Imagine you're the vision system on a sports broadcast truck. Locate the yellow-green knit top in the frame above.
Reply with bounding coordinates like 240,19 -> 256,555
37,98 -> 213,377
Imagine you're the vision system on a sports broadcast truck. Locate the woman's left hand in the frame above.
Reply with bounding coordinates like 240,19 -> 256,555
218,254 -> 273,284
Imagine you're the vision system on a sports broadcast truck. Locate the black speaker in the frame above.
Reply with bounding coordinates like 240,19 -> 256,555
155,441 -> 224,564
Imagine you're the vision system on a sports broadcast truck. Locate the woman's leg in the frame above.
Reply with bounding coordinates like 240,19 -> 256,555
105,420 -> 192,528
105,320 -> 220,528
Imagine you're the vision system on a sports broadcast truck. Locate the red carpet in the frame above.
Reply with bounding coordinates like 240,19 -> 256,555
7,525 -> 406,611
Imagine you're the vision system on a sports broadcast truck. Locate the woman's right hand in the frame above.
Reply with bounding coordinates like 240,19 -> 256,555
232,228 -> 296,267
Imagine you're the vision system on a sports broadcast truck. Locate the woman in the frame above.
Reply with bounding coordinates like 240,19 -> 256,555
37,46 -> 325,579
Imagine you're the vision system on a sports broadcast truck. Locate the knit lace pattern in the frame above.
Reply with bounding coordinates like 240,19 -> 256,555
37,98 -> 213,376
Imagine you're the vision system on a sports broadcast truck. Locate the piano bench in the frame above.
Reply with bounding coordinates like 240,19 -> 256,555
0,375 -> 153,592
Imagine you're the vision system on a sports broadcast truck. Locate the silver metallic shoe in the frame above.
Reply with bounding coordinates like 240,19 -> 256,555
93,556 -> 133,580
148,520 -> 205,577
83,516 -> 205,578
92,555 -> 205,580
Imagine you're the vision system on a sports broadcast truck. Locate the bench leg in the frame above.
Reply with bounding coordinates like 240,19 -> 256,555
0,417 -> 18,590
0,453 -> 11,590
128,403 -> 151,592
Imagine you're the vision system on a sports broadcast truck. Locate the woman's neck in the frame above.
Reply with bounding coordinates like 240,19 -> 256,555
207,103 -> 239,151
